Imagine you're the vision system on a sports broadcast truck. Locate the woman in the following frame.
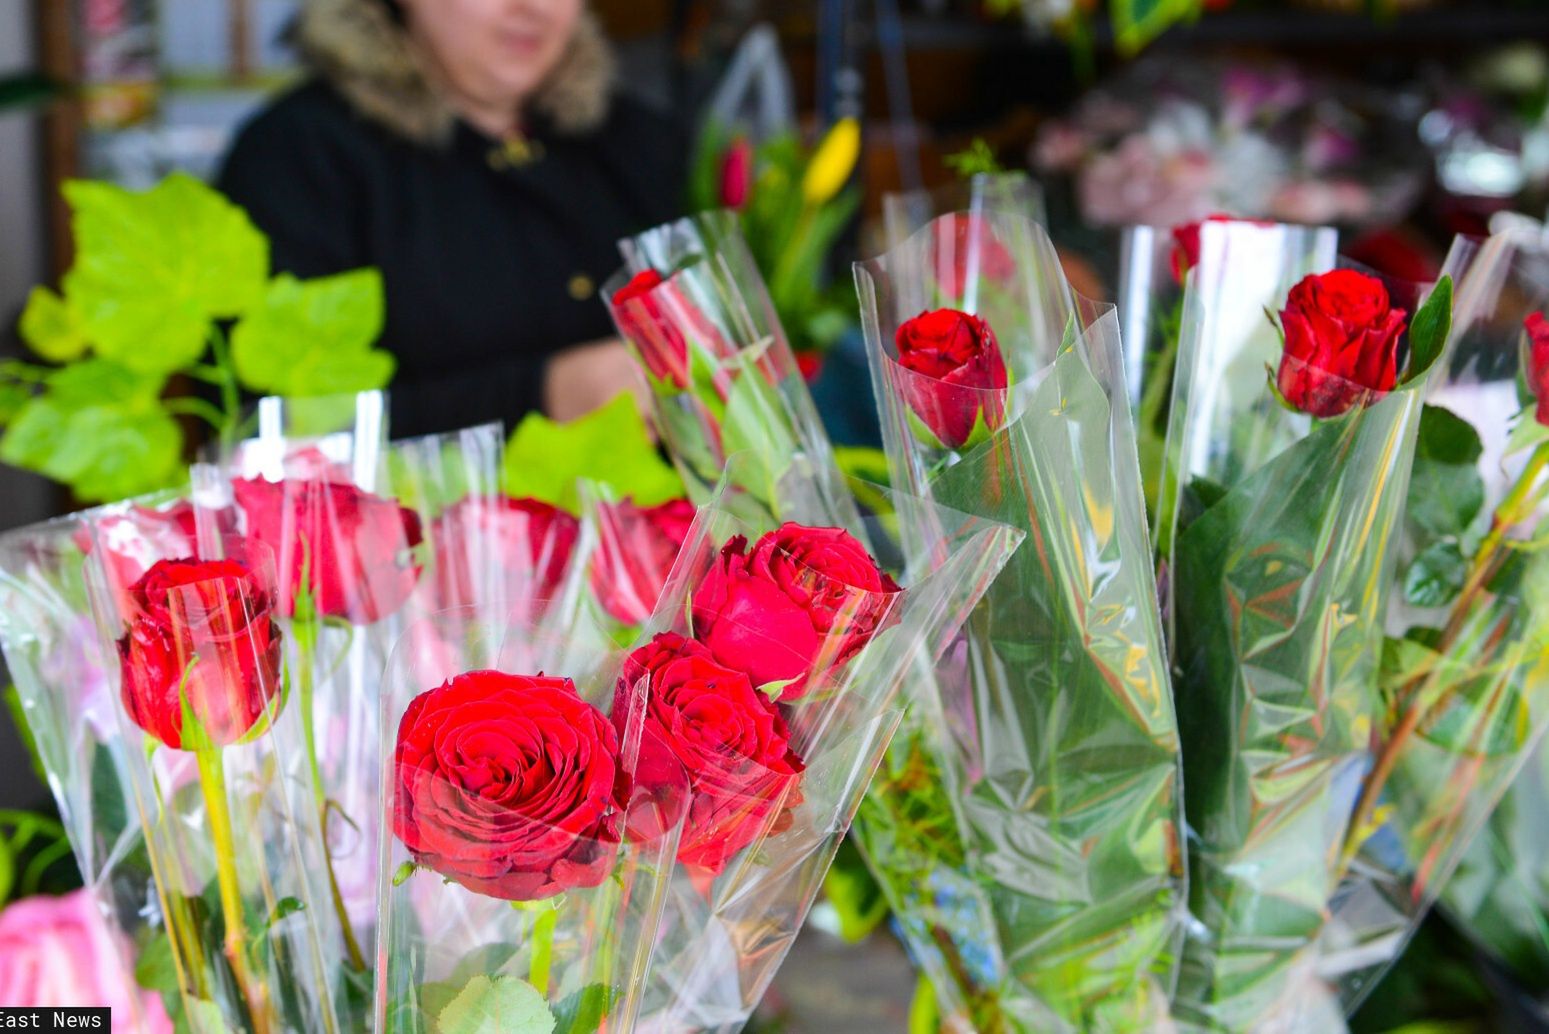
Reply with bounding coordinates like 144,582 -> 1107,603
219,0 -> 685,436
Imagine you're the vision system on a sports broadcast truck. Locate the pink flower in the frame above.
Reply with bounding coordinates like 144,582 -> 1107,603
0,890 -> 172,1032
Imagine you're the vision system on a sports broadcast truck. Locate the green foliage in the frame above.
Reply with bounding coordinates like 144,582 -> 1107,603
437,975 -> 554,1034
231,271 -> 393,396
1404,276 -> 1454,385
943,139 -> 1004,179
551,984 -> 619,1034
822,838 -> 890,943
1405,406 -> 1486,541
502,392 -> 681,511
4,173 -> 392,501
1404,541 -> 1469,608
1110,0 -> 1203,55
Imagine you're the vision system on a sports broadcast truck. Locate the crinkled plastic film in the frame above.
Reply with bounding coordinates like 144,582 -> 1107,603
1158,221 -> 1435,1030
630,455 -> 1020,1034
855,210 -> 1186,1032
881,171 -> 1048,253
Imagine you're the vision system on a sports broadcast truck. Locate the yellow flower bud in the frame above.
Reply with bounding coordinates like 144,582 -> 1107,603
801,117 -> 861,206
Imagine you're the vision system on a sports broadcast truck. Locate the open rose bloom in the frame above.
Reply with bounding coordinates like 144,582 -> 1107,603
606,211 -> 854,526
74,519 -> 348,1032
855,212 -> 1188,1032
1152,220 -> 1461,1029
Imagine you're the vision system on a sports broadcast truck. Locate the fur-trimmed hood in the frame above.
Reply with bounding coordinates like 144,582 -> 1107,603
295,0 -> 615,146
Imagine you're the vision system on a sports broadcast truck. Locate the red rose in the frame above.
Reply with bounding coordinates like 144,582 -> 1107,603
614,633 -> 803,876
1526,311 -> 1549,427
233,477 -> 424,624
691,524 -> 901,700
720,137 -> 753,209
1276,269 -> 1407,418
433,496 -> 579,611
590,498 -> 695,626
895,308 -> 1009,449
80,501 -> 237,617
117,556 -> 282,751
611,270 -> 691,389
392,671 -> 626,902
1169,213 -> 1243,284
935,213 -> 1016,299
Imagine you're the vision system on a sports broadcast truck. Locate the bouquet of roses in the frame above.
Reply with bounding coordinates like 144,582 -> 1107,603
1157,219 -> 1455,1029
855,210 -> 1186,1032
375,455 -> 1020,1033
1393,229 -> 1549,1003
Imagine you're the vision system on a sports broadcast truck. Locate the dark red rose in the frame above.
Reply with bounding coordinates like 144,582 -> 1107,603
720,137 -> 753,209
614,633 -> 803,876
117,556 -> 282,751
895,308 -> 1009,449
1526,312 -> 1549,427
935,213 -> 1016,300
393,671 -> 626,902
590,498 -> 695,626
80,501 -> 237,617
233,477 -> 424,624
1276,269 -> 1407,419
434,496 -> 579,611
611,270 -> 691,389
691,524 -> 901,700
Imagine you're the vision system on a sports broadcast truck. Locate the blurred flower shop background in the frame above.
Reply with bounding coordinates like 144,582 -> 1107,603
2,0 -> 1549,1031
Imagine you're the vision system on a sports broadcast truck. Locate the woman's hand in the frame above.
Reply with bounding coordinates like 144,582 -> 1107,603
542,337 -> 649,422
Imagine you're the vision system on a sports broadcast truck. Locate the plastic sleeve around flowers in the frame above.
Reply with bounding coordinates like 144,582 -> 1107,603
0,498 -> 196,1034
1156,221 -> 1434,1030
607,210 -> 855,527
78,518 -> 347,1034
374,606 -> 692,1034
627,455 -> 1020,1034
1335,230 -> 1549,1013
854,210 -> 1185,1033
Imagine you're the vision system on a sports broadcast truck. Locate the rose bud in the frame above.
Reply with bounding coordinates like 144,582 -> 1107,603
118,557 -> 283,751
590,497 -> 695,626
614,633 -> 803,876
611,270 -> 691,389
934,213 -> 1016,300
234,477 -> 424,624
719,137 -> 753,209
1525,311 -> 1549,427
433,496 -> 579,611
393,671 -> 626,902
895,308 -> 1009,450
1275,268 -> 1407,419
691,524 -> 901,700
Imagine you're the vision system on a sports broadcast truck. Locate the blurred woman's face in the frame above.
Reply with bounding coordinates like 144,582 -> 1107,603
400,0 -> 581,120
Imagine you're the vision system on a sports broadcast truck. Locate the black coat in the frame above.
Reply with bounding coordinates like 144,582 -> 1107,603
217,80 -> 687,438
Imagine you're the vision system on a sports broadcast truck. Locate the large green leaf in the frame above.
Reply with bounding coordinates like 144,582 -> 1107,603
17,286 -> 87,362
230,270 -> 394,396
1405,405 -> 1486,540
60,173 -> 268,374
502,393 -> 681,511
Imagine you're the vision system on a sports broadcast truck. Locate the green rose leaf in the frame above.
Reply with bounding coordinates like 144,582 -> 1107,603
133,931 -> 179,994
1403,540 -> 1468,608
551,983 -> 620,1034
18,286 -> 88,362
61,173 -> 268,374
230,269 -> 394,396
1405,405 -> 1486,539
436,975 -> 554,1034
1402,275 -> 1452,385
503,392 -> 681,511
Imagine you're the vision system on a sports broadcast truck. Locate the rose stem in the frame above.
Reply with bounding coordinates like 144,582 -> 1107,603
204,324 -> 242,448
196,744 -> 272,1034
529,902 -> 559,998
294,613 -> 368,972
1337,439 -> 1549,875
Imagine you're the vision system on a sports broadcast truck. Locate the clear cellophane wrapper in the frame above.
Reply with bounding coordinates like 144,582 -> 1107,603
1156,221 -> 1441,1031
855,210 -> 1186,1033
627,456 -> 1020,1033
373,603 -> 693,1034
0,498 -> 203,1032
191,390 -> 418,1003
880,171 -> 1048,256
1346,231 -> 1549,1005
607,210 -> 855,526
80,519 -> 346,1033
